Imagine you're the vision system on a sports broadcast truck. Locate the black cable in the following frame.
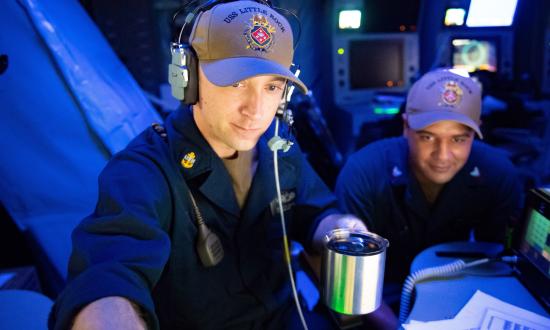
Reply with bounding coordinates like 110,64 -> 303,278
272,6 -> 302,50
172,0 -> 200,24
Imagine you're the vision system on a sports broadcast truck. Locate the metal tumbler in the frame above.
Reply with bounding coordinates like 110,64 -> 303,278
321,229 -> 389,315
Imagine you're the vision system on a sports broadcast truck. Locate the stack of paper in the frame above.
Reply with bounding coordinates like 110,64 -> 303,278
402,290 -> 550,330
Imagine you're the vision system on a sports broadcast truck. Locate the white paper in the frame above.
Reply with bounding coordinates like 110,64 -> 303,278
480,308 -> 550,330
456,291 -> 550,327
402,318 -> 478,330
402,290 -> 550,330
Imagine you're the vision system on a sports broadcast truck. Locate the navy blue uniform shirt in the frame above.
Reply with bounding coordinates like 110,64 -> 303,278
335,137 -> 523,283
50,108 -> 339,329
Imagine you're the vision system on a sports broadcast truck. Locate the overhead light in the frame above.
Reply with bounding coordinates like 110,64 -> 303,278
466,0 -> 518,27
444,8 -> 466,26
339,10 -> 362,29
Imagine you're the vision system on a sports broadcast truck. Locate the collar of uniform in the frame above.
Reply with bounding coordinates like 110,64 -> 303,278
165,107 -> 214,181
255,132 -> 297,184
240,133 -> 297,221
165,107 -> 298,217
166,108 -> 298,180
402,139 -> 485,219
260,121 -> 298,182
387,138 -> 485,188
165,107 -> 241,216
388,137 -> 411,187
436,140 -> 486,191
460,141 -> 486,187
451,157 -> 485,188
389,139 -> 430,217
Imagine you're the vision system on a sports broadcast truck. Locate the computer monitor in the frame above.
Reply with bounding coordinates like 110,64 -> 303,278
437,30 -> 513,80
515,189 -> 550,311
451,38 -> 498,73
332,33 -> 419,106
349,39 -> 403,89
519,190 -> 550,280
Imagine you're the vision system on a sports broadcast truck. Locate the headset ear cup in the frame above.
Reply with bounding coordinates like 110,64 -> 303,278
183,45 -> 199,105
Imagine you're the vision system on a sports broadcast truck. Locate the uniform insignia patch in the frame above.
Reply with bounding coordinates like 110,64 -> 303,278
270,189 -> 296,216
470,166 -> 480,177
244,14 -> 276,52
392,166 -> 402,177
440,80 -> 463,107
181,152 -> 196,169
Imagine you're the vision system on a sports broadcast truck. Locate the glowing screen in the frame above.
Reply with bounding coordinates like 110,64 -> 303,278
452,39 -> 497,73
520,209 -> 550,278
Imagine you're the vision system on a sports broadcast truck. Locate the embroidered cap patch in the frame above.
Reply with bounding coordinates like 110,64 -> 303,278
440,80 -> 463,107
244,14 -> 276,52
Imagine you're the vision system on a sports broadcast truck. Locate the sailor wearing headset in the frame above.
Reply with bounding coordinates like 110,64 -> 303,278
50,1 -> 366,329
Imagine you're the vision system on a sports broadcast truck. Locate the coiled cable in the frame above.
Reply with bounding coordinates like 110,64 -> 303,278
399,256 -> 518,325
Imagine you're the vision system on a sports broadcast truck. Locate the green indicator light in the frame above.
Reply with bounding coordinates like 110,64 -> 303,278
337,48 -> 345,55
374,107 -> 400,115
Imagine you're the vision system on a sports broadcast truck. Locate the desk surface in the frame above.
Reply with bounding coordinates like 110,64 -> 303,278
407,242 -> 550,322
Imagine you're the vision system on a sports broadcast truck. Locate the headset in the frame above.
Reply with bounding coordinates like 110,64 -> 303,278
169,0 -> 301,150
168,0 -> 301,112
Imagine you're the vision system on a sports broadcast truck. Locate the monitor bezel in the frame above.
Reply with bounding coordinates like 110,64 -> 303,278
332,33 -> 419,106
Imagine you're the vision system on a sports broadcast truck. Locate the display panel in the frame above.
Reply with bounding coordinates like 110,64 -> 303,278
520,208 -> 550,279
515,189 -> 550,313
451,38 -> 497,73
349,39 -> 404,90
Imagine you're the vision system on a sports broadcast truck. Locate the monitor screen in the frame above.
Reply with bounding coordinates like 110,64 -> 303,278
451,38 -> 497,73
349,39 -> 404,90
514,189 -> 550,312
466,0 -> 518,27
519,208 -> 550,279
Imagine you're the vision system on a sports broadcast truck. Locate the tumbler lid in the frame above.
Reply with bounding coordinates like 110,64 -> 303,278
325,229 -> 389,256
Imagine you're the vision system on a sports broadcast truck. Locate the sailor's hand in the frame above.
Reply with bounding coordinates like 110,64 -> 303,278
312,214 -> 368,252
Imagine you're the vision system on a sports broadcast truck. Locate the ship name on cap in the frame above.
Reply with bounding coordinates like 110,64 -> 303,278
224,7 -> 285,33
